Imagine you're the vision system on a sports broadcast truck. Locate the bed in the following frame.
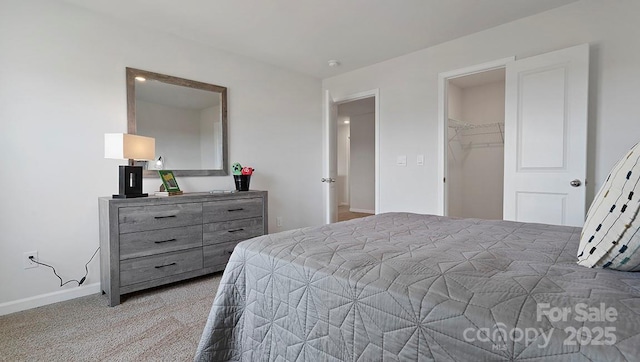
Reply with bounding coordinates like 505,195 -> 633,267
195,213 -> 640,361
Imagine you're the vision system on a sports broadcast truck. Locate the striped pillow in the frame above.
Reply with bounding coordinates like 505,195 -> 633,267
577,142 -> 640,271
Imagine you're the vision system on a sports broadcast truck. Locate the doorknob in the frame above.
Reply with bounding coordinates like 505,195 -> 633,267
321,178 -> 336,183
570,179 -> 582,187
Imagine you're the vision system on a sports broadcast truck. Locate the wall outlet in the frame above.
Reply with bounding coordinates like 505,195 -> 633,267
24,251 -> 38,269
276,216 -> 283,228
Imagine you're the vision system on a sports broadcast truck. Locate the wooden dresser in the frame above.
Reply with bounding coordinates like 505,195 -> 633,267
99,191 -> 267,306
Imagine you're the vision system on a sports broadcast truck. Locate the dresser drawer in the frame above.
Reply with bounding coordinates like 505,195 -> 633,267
203,198 -> 263,223
203,241 -> 240,269
120,225 -> 202,260
120,248 -> 203,287
203,218 -> 263,246
119,203 -> 202,233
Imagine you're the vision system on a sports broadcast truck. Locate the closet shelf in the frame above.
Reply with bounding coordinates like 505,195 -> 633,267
448,118 -> 471,129
447,119 -> 504,149
448,118 -> 504,131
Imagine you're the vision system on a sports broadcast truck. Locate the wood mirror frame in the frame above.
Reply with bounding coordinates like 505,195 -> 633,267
126,67 -> 228,177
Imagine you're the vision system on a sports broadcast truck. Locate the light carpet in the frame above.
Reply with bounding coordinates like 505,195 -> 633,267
0,273 -> 222,361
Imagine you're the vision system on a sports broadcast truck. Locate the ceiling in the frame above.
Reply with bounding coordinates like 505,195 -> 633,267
60,0 -> 579,79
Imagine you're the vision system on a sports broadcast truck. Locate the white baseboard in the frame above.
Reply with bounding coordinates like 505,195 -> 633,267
0,282 -> 101,316
350,207 -> 375,214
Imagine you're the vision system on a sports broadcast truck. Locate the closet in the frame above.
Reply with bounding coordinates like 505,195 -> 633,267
447,69 -> 505,220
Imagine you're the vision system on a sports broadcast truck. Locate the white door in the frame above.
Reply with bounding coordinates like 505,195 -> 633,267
323,90 -> 338,224
503,44 -> 589,227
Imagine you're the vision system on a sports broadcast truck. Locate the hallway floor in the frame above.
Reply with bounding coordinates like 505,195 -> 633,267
338,205 -> 373,222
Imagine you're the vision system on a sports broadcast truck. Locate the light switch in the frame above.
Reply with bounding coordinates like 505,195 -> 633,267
417,155 -> 424,166
397,155 -> 407,166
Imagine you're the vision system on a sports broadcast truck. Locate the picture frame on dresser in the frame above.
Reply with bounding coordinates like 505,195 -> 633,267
98,191 -> 267,306
158,170 -> 180,192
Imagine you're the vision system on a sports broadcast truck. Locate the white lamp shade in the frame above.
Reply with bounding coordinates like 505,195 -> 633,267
104,133 -> 155,160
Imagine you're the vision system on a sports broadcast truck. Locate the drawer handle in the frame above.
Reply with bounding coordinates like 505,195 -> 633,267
154,238 -> 177,244
154,215 -> 177,219
155,262 -> 177,269
228,228 -> 245,233
227,208 -> 244,212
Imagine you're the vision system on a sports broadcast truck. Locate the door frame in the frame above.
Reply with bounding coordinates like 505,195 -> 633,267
437,57 -> 514,216
323,88 -> 380,223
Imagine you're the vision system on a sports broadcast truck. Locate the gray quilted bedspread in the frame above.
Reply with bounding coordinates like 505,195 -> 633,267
195,213 -> 640,361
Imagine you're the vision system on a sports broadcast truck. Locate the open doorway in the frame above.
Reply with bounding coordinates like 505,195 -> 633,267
323,89 -> 379,224
446,69 -> 505,219
336,97 -> 375,222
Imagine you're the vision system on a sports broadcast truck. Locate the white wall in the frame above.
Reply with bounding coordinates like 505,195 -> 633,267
447,84 -> 463,122
337,122 -> 350,205
447,84 -> 463,217
349,112 -> 375,213
459,81 -> 505,220
0,0 -> 322,312
461,81 -> 505,124
323,0 -> 640,215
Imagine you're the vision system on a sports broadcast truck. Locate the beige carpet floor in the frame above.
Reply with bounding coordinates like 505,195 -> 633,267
0,273 -> 223,361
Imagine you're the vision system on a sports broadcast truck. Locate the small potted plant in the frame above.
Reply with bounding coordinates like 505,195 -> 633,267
232,162 -> 254,191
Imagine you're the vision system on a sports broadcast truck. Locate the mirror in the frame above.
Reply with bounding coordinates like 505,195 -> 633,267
126,67 -> 228,177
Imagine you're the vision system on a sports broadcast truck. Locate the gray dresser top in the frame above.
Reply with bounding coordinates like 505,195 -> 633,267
100,190 -> 267,207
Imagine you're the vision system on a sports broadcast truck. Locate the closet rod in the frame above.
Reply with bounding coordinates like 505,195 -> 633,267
448,120 -> 504,131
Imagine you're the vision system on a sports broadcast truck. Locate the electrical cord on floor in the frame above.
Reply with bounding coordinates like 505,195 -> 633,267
29,247 -> 100,287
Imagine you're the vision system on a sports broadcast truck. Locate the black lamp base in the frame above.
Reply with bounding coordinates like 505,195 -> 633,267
113,165 -> 148,199
112,193 -> 148,199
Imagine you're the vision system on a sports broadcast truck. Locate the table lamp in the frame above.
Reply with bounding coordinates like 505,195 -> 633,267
104,133 -> 155,198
